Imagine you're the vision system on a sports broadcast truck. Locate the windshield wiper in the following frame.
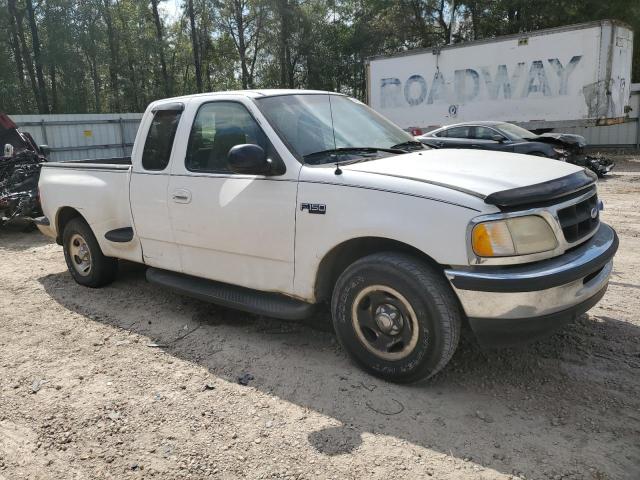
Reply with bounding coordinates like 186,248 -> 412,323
303,146 -> 405,164
390,140 -> 425,151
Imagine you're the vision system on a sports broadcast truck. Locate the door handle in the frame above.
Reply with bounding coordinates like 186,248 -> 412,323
172,189 -> 192,204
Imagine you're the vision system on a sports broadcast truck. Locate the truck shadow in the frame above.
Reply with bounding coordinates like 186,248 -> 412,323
38,263 -> 640,479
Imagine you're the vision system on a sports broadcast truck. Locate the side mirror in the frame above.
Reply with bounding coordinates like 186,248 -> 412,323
228,144 -> 271,175
491,134 -> 505,143
39,144 -> 51,154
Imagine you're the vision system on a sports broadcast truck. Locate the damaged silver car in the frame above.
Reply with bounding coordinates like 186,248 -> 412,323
418,121 -> 615,177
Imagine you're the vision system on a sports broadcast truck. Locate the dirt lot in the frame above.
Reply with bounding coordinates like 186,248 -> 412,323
1,157 -> 639,480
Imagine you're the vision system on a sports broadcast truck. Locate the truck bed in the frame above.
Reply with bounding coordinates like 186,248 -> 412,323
38,156 -> 140,262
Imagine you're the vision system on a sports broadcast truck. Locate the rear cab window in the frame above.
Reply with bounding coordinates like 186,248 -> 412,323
142,109 -> 182,171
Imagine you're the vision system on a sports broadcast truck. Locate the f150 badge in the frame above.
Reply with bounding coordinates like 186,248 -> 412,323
301,203 -> 326,214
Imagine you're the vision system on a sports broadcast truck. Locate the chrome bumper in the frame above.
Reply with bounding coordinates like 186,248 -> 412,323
445,223 -> 618,345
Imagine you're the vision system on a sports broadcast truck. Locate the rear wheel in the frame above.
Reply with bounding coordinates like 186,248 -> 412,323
331,252 -> 462,383
62,218 -> 118,288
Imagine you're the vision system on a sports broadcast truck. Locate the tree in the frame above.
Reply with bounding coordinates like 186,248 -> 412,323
151,0 -> 171,96
8,0 -> 42,112
215,0 -> 268,89
25,0 -> 50,113
101,0 -> 121,111
5,0 -> 29,110
0,0 -> 637,114
187,0 -> 203,92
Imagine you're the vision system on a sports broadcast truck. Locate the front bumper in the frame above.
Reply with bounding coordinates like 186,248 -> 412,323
445,223 -> 618,346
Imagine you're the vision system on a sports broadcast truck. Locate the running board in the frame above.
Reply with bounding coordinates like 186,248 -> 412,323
146,268 -> 315,320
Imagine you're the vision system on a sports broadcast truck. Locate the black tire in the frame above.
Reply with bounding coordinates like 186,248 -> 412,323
62,217 -> 118,288
331,252 -> 461,383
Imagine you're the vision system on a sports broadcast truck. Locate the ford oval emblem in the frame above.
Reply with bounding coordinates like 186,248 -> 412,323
590,207 -> 598,219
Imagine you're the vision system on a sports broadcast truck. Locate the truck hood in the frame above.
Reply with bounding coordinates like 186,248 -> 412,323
344,148 -> 588,202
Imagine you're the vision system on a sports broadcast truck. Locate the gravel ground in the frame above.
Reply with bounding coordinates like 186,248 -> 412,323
1,156 -> 639,480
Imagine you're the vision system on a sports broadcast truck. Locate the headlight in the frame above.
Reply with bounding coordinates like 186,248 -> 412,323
471,215 -> 558,257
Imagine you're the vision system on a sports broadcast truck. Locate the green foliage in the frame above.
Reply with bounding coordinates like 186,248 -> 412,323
0,0 -> 637,113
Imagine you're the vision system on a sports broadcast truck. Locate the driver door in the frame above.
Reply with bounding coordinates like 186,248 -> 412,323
167,100 -> 298,294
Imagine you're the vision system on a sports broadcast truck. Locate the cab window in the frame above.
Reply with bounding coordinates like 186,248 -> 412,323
472,126 -> 500,140
141,110 -> 182,171
444,126 -> 471,138
186,102 -> 278,174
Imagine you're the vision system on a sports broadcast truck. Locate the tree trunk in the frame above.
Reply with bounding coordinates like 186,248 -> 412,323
101,0 -> 120,111
468,0 -> 479,40
278,0 -> 288,88
7,0 -> 29,111
114,0 -> 140,111
436,0 -> 453,44
150,0 -> 170,96
246,1 -> 264,89
25,0 -> 49,113
86,53 -> 101,113
234,1 -> 249,89
49,63 -> 58,113
182,64 -> 191,95
201,3 -> 211,92
9,0 -> 40,112
187,0 -> 203,92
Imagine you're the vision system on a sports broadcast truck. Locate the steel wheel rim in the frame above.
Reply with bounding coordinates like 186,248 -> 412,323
351,285 -> 420,361
68,233 -> 92,277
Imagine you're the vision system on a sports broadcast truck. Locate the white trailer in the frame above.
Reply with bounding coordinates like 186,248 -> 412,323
366,20 -> 634,132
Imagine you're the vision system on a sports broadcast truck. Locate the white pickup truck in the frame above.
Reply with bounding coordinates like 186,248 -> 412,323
35,90 -> 618,383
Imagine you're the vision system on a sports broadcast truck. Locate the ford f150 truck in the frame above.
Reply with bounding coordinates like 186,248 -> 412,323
35,90 -> 618,383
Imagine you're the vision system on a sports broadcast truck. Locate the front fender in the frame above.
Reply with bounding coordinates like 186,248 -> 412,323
292,178 -> 484,301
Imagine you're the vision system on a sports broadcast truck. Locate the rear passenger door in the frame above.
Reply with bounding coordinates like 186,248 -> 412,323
469,126 -> 514,152
167,100 -> 298,294
130,104 -> 183,272
431,126 -> 477,149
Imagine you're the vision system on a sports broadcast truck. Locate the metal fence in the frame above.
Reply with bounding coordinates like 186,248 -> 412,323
561,120 -> 640,149
11,113 -> 143,162
8,96 -> 640,160
560,85 -> 640,148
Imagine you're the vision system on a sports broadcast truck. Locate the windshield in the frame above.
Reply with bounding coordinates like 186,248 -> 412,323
255,94 -> 417,164
497,122 -> 537,140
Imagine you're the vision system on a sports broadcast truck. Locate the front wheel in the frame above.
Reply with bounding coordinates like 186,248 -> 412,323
62,218 -> 118,288
331,252 -> 462,383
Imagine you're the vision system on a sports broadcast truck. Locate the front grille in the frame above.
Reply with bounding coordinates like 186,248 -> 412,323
557,193 -> 599,243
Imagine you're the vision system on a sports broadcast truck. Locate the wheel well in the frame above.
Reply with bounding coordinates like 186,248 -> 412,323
314,237 -> 443,302
55,207 -> 83,245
